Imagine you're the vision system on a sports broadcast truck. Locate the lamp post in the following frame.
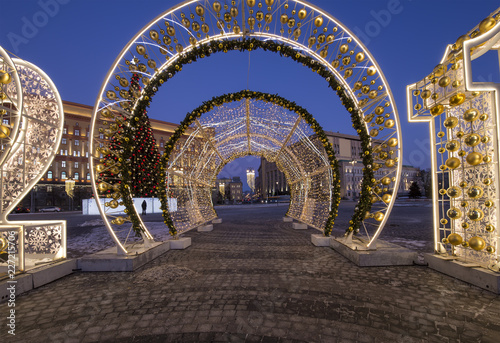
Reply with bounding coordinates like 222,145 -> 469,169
65,178 -> 75,211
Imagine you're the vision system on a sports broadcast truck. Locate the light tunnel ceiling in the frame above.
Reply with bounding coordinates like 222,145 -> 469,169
166,94 -> 333,233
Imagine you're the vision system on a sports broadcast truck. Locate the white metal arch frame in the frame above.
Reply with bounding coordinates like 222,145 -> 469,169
91,0 -> 403,254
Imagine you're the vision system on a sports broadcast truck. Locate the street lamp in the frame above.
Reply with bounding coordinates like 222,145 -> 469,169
65,178 -> 75,211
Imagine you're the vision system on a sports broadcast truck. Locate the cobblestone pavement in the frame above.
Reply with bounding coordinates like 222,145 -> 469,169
2,205 -> 500,342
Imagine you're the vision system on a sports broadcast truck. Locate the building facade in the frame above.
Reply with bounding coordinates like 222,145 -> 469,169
257,131 -> 422,200
21,101 -> 185,211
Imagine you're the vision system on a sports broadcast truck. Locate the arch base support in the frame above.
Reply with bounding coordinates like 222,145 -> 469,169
330,237 -> 418,267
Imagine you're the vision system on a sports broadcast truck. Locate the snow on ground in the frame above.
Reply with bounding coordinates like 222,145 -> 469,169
67,222 -> 172,258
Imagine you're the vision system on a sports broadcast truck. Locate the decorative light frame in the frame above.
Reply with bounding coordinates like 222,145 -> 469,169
0,52 -> 66,273
407,9 -> 500,268
90,0 -> 403,254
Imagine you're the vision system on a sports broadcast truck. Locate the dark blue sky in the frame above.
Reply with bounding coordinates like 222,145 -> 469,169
1,0 -> 498,190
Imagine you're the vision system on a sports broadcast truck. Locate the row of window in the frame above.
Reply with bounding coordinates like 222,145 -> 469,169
60,161 -> 89,168
46,170 -> 90,180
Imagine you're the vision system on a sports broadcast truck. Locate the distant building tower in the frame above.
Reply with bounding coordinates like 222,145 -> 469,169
246,168 -> 255,193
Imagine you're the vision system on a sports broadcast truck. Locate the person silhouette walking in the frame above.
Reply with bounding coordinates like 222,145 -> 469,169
141,200 -> 147,215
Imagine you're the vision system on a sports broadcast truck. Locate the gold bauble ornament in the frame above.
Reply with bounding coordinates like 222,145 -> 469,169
467,208 -> 484,221
443,116 -> 458,129
483,155 -> 492,163
481,136 -> 490,144
384,119 -> 395,128
460,201 -> 468,208
115,217 -> 125,225
467,185 -> 483,199
0,125 -> 11,139
483,178 -> 492,186
314,16 -> 323,27
486,246 -> 496,254
442,237 -> 449,244
374,212 -> 384,222
485,224 -> 495,232
382,194 -> 392,204
447,233 -> 463,246
445,140 -> 459,152
468,236 -> 486,251
445,157 -> 461,169
430,104 -> 444,116
0,237 -> 7,252
459,181 -> 468,188
462,222 -> 469,229
447,186 -> 461,198
479,113 -> 488,121
463,108 -> 479,122
447,207 -> 462,220
213,1 -> 221,12
370,128 -> 379,137
0,70 -> 12,84
479,17 -> 496,34
420,89 -> 431,99
464,133 -> 481,147
438,76 -> 451,88
466,152 -> 482,166
449,93 -> 465,106
195,5 -> 205,15
484,200 -> 494,208
440,218 -> 448,225
355,52 -> 365,63
96,164 -> 105,173
367,66 -> 377,76
455,34 -> 469,49
381,177 -> 391,185
98,182 -> 109,192
439,189 -> 447,195
385,159 -> 395,168
387,138 -> 398,147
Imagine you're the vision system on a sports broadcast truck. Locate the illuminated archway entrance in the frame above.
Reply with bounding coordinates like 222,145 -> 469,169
90,0 -> 403,254
161,90 -> 338,236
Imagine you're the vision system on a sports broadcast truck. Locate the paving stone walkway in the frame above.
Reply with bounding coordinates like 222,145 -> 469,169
2,206 -> 500,342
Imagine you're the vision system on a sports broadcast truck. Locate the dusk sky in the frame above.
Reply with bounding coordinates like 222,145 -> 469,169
1,0 -> 499,191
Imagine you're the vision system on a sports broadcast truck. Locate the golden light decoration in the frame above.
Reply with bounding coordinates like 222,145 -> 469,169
408,14 -> 500,272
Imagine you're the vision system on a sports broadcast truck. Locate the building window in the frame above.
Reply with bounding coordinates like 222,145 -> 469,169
60,149 -> 64,155
61,161 -> 66,168
61,171 -> 67,179
75,162 -> 79,168
86,152 -> 89,158
63,127 -> 67,134
160,142 -> 164,147
75,140 -> 79,146
3,119 -> 9,125
87,172 -> 90,180
47,186 -> 52,192
75,129 -> 80,136
99,133 -> 104,139
74,172 -> 79,180
62,138 -> 67,144
87,163 -> 89,169
47,171 -> 53,179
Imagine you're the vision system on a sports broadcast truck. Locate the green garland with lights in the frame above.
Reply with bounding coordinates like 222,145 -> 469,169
124,37 -> 374,236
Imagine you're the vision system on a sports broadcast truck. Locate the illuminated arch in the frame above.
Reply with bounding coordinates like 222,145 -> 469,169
90,0 -> 403,254
159,90 -> 339,236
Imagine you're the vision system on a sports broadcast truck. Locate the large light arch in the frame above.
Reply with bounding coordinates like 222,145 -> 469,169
90,0 -> 403,254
